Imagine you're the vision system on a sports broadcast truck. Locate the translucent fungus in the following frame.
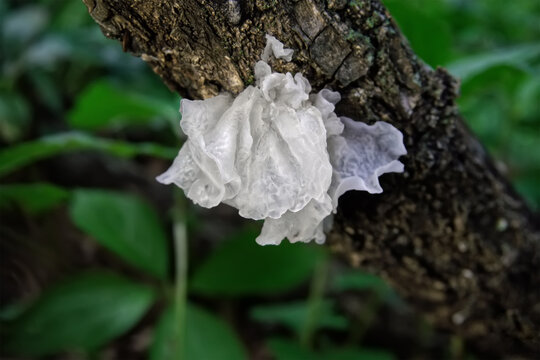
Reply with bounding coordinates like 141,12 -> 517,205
157,34 -> 407,245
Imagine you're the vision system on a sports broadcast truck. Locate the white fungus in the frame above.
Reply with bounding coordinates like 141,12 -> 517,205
157,34 -> 407,245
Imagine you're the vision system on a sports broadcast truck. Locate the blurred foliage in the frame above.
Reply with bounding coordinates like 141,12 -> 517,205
384,0 -> 540,209
0,183 -> 69,214
190,227 -> 327,296
1,0 -> 539,359
0,132 -> 176,176
251,300 -> 348,335
68,79 -> 178,131
151,304 -> 248,360
69,189 -> 170,279
5,271 -> 156,356
268,338 -> 396,360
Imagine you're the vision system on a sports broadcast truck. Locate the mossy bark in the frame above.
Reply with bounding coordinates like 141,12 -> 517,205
82,0 -> 540,355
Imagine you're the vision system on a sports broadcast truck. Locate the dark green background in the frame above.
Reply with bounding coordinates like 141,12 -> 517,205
1,0 -> 539,359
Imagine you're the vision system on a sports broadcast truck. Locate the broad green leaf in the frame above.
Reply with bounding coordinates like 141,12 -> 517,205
68,79 -> 177,130
150,303 -> 247,360
69,189 -> 169,279
334,271 -> 402,305
150,306 -> 178,360
447,43 -> 540,81
267,338 -> 313,360
506,129 -> 540,171
250,300 -> 347,335
5,271 -> 155,356
190,226 -> 327,296
383,0 -> 453,66
49,0 -> 93,30
334,271 -> 389,293
505,130 -> 540,209
457,68 -> 521,150
268,338 -> 395,360
514,175 -> 540,210
0,132 -> 176,177
0,183 -> 69,214
514,76 -> 540,122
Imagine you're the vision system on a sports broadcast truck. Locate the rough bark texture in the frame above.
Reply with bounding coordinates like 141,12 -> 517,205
82,0 -> 540,356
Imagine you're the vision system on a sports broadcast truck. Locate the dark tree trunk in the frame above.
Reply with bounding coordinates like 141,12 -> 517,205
82,0 -> 540,356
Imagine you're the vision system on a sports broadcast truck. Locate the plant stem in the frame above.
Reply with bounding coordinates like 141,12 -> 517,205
300,256 -> 329,348
172,190 -> 188,358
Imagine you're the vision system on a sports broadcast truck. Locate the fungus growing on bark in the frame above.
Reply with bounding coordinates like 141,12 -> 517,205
157,34 -> 406,245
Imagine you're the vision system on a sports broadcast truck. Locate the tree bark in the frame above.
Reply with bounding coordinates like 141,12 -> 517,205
82,0 -> 540,356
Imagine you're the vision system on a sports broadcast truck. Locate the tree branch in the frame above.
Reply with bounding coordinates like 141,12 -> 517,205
82,0 -> 540,355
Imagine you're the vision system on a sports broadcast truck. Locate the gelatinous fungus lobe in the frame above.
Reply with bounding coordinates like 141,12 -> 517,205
158,35 -> 406,245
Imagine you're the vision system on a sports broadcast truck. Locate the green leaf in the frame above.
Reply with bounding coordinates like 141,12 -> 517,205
514,76 -> 540,122
334,271 -> 402,305
150,303 -> 247,360
68,79 -> 177,131
0,132 -> 176,177
250,300 -> 347,335
0,183 -> 69,214
69,189 -> 169,279
334,271 -> 388,292
268,338 -> 395,360
382,0 -> 453,66
5,271 -> 155,356
190,226 -> 327,296
447,43 -> 540,81
267,338 -> 314,360
506,129 -> 540,171
49,0 -> 93,30
150,307 -> 177,360
514,175 -> 540,210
